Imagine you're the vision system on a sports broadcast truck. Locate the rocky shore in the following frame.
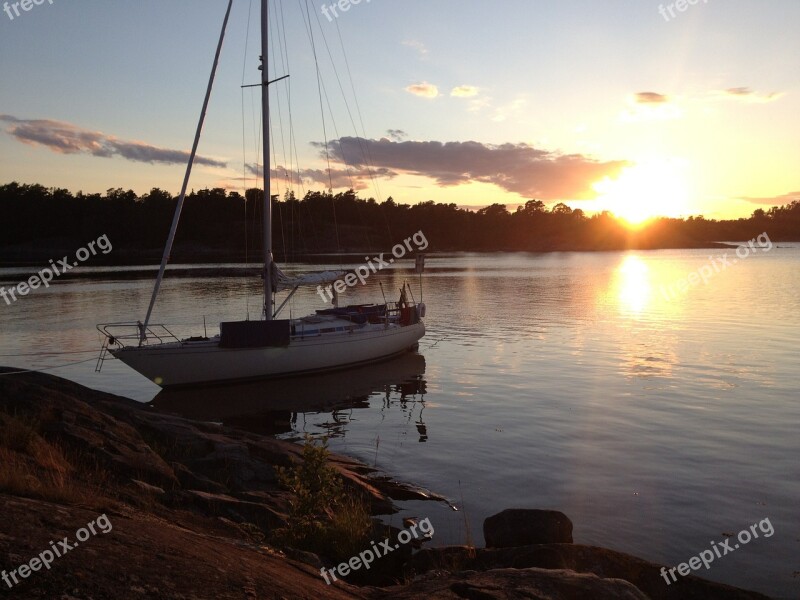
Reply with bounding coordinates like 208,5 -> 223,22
0,368 -> 771,599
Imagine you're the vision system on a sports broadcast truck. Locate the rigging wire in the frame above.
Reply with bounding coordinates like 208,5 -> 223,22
269,0 -> 290,263
300,0 -> 342,255
299,0 -> 334,192
314,11 -> 380,250
257,0 -> 392,263
246,7 -> 264,289
319,13 -> 382,198
306,6 -> 361,195
141,0 -> 234,338
280,0 -> 304,260
0,349 -> 98,357
333,18 -> 393,241
241,0 -> 254,319
0,358 -> 98,376
281,3 -> 307,257
308,5 -> 389,250
270,0 -> 291,200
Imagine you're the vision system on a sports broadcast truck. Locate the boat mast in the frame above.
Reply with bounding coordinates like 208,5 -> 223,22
261,0 -> 274,320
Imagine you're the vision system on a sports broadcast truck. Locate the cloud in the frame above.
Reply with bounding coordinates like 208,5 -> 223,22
621,93 -> 681,121
725,87 -> 752,97
246,163 -> 398,191
0,115 -> 226,168
402,39 -> 429,58
314,137 -> 628,200
490,97 -> 527,122
739,191 -> 800,206
635,92 -> 669,104
719,87 -> 784,103
405,82 -> 439,99
463,93 -> 528,122
451,85 -> 480,98
621,87 -> 784,122
281,166 -> 398,190
467,96 -> 493,113
386,129 -> 408,142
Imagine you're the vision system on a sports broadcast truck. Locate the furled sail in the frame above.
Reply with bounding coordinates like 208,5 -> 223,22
274,265 -> 348,291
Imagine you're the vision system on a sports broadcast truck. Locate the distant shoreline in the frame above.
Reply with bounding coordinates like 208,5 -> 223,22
2,184 -> 797,272
0,240 -> 744,270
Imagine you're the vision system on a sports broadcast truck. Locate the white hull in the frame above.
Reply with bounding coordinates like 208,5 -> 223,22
150,351 -> 426,418
112,321 -> 425,388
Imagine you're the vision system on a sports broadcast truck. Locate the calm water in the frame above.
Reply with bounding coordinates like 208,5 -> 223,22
1,248 -> 798,598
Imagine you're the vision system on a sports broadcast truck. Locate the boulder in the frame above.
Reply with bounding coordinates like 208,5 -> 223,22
484,509 -> 573,547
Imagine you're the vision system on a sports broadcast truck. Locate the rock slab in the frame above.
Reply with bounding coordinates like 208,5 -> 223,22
484,508 -> 573,548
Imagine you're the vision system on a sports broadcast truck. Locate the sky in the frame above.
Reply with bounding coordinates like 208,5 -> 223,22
0,0 -> 798,221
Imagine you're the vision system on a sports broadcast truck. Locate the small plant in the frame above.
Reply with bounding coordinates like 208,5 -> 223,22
0,446 -> 37,496
275,435 -> 372,563
322,495 -> 373,560
0,408 -> 115,506
0,436 -> 80,504
0,411 -> 39,452
277,435 -> 343,522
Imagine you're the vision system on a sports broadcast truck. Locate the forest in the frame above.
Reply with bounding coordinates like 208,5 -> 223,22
1,182 -> 798,265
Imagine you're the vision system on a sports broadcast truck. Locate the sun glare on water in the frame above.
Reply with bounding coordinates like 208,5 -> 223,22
617,255 -> 651,314
592,160 -> 691,227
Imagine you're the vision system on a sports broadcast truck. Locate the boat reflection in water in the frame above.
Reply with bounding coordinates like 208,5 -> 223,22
149,352 -> 427,438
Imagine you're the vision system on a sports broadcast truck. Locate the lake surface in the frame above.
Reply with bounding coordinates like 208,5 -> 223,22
1,248 -> 798,598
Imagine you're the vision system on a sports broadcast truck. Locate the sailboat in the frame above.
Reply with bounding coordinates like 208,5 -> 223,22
96,0 -> 426,388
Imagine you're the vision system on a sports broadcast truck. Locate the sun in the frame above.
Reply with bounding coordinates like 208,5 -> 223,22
591,160 -> 691,227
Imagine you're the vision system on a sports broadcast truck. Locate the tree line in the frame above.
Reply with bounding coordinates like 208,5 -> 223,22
0,182 -> 798,265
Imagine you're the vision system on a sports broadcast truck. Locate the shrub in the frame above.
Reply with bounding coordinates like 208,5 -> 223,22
275,435 -> 372,563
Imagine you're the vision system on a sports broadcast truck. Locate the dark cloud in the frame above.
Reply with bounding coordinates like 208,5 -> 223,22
246,163 -> 398,191
313,137 -> 628,200
0,115 -> 226,168
722,87 -> 782,102
293,167 -> 397,190
386,129 -> 408,142
635,92 -> 669,104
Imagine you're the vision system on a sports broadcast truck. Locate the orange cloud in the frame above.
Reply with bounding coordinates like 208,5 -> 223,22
405,82 -> 439,99
315,137 -> 629,200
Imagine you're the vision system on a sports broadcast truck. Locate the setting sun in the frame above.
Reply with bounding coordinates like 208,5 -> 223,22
591,160 -> 691,226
